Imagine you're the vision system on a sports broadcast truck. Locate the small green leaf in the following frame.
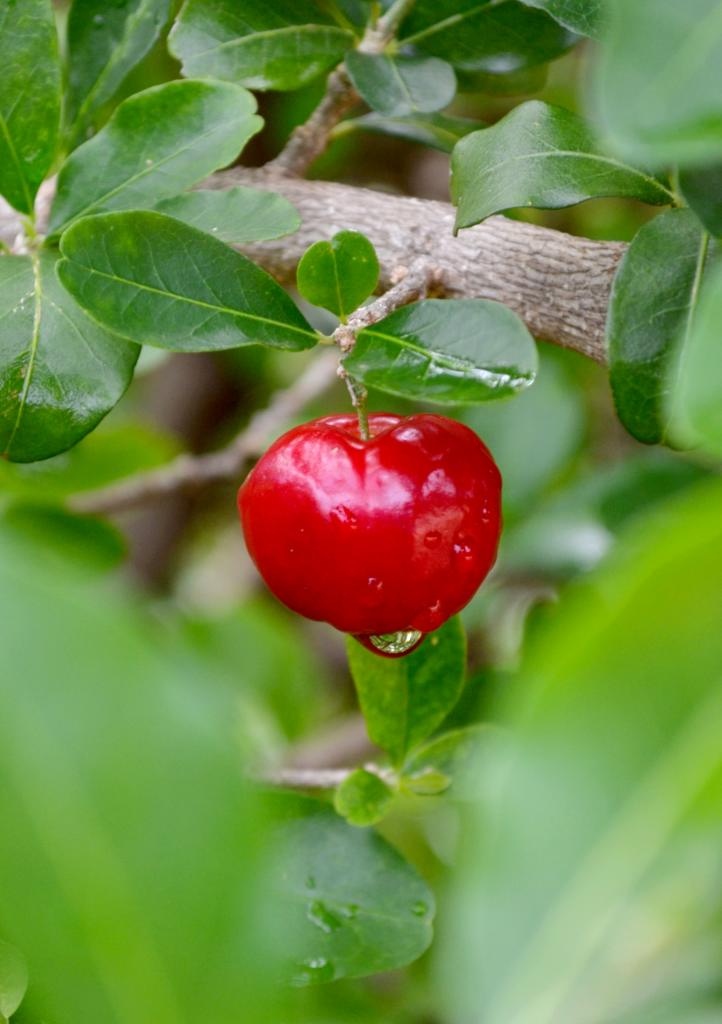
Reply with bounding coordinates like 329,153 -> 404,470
346,111 -> 483,153
65,0 -> 172,141
403,725 -> 493,797
519,0 -> 602,37
272,794 -> 434,982
680,165 -> 722,237
0,253 -> 139,463
345,51 -> 456,117
0,0 -> 61,214
58,211 -> 317,353
346,617 -> 466,767
334,769 -> 395,826
155,186 -> 301,244
296,231 -> 379,320
168,0 -> 355,91
451,101 -> 673,231
344,298 -> 538,404
48,79 -> 262,235
608,209 -> 718,445
0,940 -> 27,1020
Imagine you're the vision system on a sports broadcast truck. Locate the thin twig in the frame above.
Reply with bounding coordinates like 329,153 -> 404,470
253,763 -> 394,790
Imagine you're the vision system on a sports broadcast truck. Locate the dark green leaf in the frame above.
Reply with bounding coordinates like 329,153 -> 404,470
48,79 -> 262,235
398,1 -> 578,75
334,769 -> 395,826
451,101 -> 673,231
65,0 -> 171,141
58,211 -> 317,353
344,298 -> 538,404
346,111 -> 482,153
296,231 -> 379,320
272,795 -> 434,982
0,0 -> 60,214
155,187 -> 301,243
456,63 -> 547,96
519,0 -> 602,37
345,51 -> 456,117
680,165 -> 722,237
0,253 -> 138,463
594,0 -> 722,168
0,504 -> 126,572
0,941 -> 27,1020
168,0 -> 355,91
608,209 -> 718,444
403,725 -> 493,797
346,617 -> 466,767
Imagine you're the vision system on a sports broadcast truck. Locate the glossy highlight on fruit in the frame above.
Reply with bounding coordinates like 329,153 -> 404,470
238,413 -> 502,653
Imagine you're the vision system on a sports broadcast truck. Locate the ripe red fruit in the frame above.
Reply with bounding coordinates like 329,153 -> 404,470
238,413 -> 502,655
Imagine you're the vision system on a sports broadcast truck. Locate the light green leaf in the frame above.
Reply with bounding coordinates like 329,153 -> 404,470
65,0 -> 172,141
346,617 -> 466,767
451,101 -> 673,231
0,253 -> 138,463
343,298 -> 538,404
272,794 -> 434,982
0,504 -> 126,573
57,211 -> 317,353
345,51 -> 456,117
0,0 -> 60,214
403,725 -> 493,797
156,186 -> 301,243
519,0 -> 602,37
296,230 -> 379,320
608,209 -> 718,445
168,0 -> 355,91
334,769 -> 395,826
345,111 -> 482,153
0,941 -> 27,1020
48,79 -> 262,235
594,0 -> 722,168
680,165 -> 722,237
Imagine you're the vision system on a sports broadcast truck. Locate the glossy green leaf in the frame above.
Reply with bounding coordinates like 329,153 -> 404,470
398,1 -> 578,75
0,0 -> 60,214
0,941 -> 27,1020
346,111 -> 482,153
608,210 -> 718,445
272,795 -> 434,982
344,298 -> 538,404
296,231 -> 379,320
333,769 -> 395,827
680,165 -> 722,237
345,51 -> 456,117
65,0 -> 172,141
48,79 -> 262,235
439,478 -> 722,1023
346,617 -> 466,768
0,253 -> 138,463
594,0 -> 722,168
58,211 -> 317,353
451,101 -> 673,231
168,0 -> 355,91
155,187 -> 301,243
403,725 -> 492,797
519,0 -> 602,37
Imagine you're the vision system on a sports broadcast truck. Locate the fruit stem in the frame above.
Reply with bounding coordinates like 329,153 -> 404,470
340,368 -> 371,440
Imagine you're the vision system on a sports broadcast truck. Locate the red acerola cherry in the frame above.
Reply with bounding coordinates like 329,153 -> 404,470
238,413 -> 502,655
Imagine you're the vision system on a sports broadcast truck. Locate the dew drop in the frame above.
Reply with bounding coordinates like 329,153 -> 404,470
330,504 -> 357,528
292,956 -> 335,985
412,900 -> 429,917
340,902 -> 359,919
368,630 -> 423,655
424,530 -> 442,549
307,899 -> 342,934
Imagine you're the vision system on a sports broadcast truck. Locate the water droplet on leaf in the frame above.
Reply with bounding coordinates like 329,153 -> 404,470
368,630 -> 423,655
307,899 -> 342,934
412,900 -> 429,917
292,956 -> 335,985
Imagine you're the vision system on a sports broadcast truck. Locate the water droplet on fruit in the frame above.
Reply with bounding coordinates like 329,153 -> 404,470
424,530 -> 441,548
412,900 -> 429,917
364,577 -> 385,604
307,899 -> 342,934
292,957 -> 335,985
428,599 -> 442,616
368,630 -> 423,655
330,504 -> 357,528
454,533 -> 475,560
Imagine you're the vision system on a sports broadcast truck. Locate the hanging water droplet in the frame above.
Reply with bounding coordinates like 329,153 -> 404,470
411,900 -> 429,917
424,530 -> 441,548
368,630 -> 423,655
307,899 -> 342,934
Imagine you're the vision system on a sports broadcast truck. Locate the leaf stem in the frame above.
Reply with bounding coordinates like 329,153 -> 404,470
376,0 -> 417,40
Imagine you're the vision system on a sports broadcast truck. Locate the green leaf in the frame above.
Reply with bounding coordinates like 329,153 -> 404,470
398,0 -> 578,75
65,0 -> 172,141
58,211 -> 317,353
345,51 -> 456,117
439,477 -> 722,1023
346,111 -> 483,153
451,101 -> 673,232
0,253 -> 139,463
680,165 -> 722,237
0,504 -> 126,573
334,769 -> 395,826
594,0 -> 722,168
608,209 -> 718,445
272,794 -> 434,982
343,298 -> 538,404
155,187 -> 301,243
456,63 -> 548,96
168,0 -> 355,91
296,231 -> 379,320
0,941 -> 27,1020
346,617 -> 466,768
403,725 -> 492,797
48,79 -> 262,236
519,0 -> 602,37
0,0 -> 60,214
